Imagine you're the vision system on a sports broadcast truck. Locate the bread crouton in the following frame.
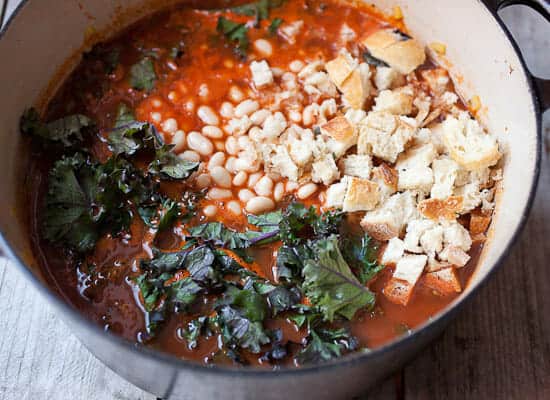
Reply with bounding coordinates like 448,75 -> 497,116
419,68 -> 450,96
340,154 -> 372,179
384,254 -> 427,305
357,112 -> 416,163
439,246 -> 471,267
325,51 -> 357,89
341,63 -> 372,109
395,143 -> 437,193
361,29 -> 426,74
361,191 -> 419,240
470,213 -> 492,235
268,145 -> 300,182
403,219 -> 443,255
442,115 -> 501,170
374,66 -> 405,90
442,221 -> 472,251
431,157 -> 461,199
321,116 -> 355,143
312,155 -> 340,185
342,177 -> 380,212
381,237 -> 405,265
324,178 -> 348,208
373,86 -> 414,115
371,163 -> 398,203
260,112 -> 287,141
453,183 -> 486,213
418,196 -> 463,220
280,20 -> 304,44
423,267 -> 461,295
250,60 -> 274,88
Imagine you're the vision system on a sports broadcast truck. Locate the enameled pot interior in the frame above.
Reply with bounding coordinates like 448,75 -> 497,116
0,0 -> 540,372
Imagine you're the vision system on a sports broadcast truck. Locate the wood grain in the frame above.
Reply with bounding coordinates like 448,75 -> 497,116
1,3 -> 549,400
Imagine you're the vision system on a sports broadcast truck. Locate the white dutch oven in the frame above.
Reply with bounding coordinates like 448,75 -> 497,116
0,0 -> 548,399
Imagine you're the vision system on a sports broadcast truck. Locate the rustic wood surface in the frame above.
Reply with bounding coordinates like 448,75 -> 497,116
0,3 -> 549,400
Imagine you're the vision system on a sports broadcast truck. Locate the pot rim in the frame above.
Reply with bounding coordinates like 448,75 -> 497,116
0,0 -> 542,379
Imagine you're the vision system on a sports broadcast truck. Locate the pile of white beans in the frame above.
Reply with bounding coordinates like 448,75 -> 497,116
147,38 -> 331,218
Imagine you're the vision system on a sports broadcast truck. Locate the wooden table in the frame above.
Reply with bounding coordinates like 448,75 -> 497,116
1,3 -> 549,399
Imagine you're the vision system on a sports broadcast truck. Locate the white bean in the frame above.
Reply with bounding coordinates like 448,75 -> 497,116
227,200 -> 242,215
273,182 -> 285,202
220,102 -> 235,119
180,150 -> 201,162
198,84 -> 209,99
288,110 -> 302,123
254,176 -> 274,197
225,136 -> 239,155
250,109 -> 271,126
246,196 -> 275,214
187,132 -> 214,156
254,39 -> 273,57
225,156 -> 237,173
196,173 -> 211,189
238,189 -> 255,203
233,171 -> 248,186
171,130 -> 186,152
297,183 -> 318,199
234,158 -> 254,173
197,105 -> 219,125
208,188 -> 232,200
185,100 -> 195,113
150,112 -> 162,123
210,166 -> 232,188
207,152 -> 226,170
289,60 -> 305,73
152,98 -> 163,108
203,205 -> 218,217
248,126 -> 262,141
202,125 -> 224,139
302,104 -> 317,126
234,100 -> 260,118
162,118 -> 178,134
237,135 -> 252,150
229,86 -> 245,103
248,172 -> 263,188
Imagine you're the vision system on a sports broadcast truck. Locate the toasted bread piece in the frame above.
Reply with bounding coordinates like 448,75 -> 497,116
403,219 -> 444,255
470,213 -> 492,235
361,29 -> 426,74
342,177 -> 380,212
371,163 -> 399,202
324,178 -> 348,208
384,254 -> 427,305
312,154 -> 340,185
341,63 -> 371,109
321,116 -> 355,142
373,86 -> 414,115
418,196 -> 463,220
374,66 -> 405,91
325,52 -> 357,89
431,157 -> 461,199
424,267 -> 461,295
442,115 -> 501,171
395,143 -> 437,193
384,278 -> 414,306
250,60 -> 274,88
340,154 -> 372,179
381,237 -> 405,265
361,191 -> 419,240
439,245 -> 471,267
419,68 -> 450,96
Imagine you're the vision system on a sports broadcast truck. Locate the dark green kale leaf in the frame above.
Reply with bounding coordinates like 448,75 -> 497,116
21,108 -> 93,146
114,103 -> 135,127
230,0 -> 285,22
341,234 -> 384,284
135,272 -> 172,312
129,57 -> 157,92
138,198 -> 180,231
302,236 -> 376,322
216,17 -> 250,58
296,326 -> 359,365
268,17 -> 283,35
169,277 -> 203,307
275,244 -> 311,280
183,246 -> 217,284
254,281 -> 301,316
216,304 -> 270,353
149,144 -> 200,180
187,222 -> 249,250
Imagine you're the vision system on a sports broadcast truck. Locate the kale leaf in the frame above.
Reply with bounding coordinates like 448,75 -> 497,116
296,326 -> 359,365
302,236 -> 376,321
187,222 -> 250,250
149,144 -> 200,180
129,57 -> 157,91
21,108 -> 93,146
216,17 -> 250,58
268,17 -> 283,35
341,234 -> 384,284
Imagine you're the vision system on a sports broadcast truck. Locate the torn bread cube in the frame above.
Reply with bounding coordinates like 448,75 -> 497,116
384,254 -> 427,305
361,191 -> 419,240
431,157 -> 461,199
442,115 -> 501,170
312,155 -> 340,185
374,66 -> 405,91
260,112 -> 287,141
268,145 -> 300,182
423,267 -> 461,295
324,178 -> 348,208
371,163 -> 398,203
418,196 -> 463,220
419,68 -> 450,96
250,60 -> 274,88
442,221 -> 472,252
321,116 -> 357,158
340,154 -> 372,179
341,63 -> 372,109
373,86 -> 414,115
469,213 -> 492,235
439,246 -> 471,267
357,112 -> 416,163
280,20 -> 304,44
395,143 -> 437,193
361,29 -> 426,74
404,219 -> 441,254
342,177 -> 380,212
381,237 -> 405,265
325,51 -> 358,89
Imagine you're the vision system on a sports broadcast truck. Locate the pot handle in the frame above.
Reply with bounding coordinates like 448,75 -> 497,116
483,0 -> 550,112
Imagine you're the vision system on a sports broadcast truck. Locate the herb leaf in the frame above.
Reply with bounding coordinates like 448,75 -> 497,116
302,236 -> 376,321
296,327 -> 358,365
21,108 -> 92,146
341,234 -> 384,284
217,17 -> 250,58
268,17 -> 283,35
149,145 -> 200,180
129,57 -> 157,91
